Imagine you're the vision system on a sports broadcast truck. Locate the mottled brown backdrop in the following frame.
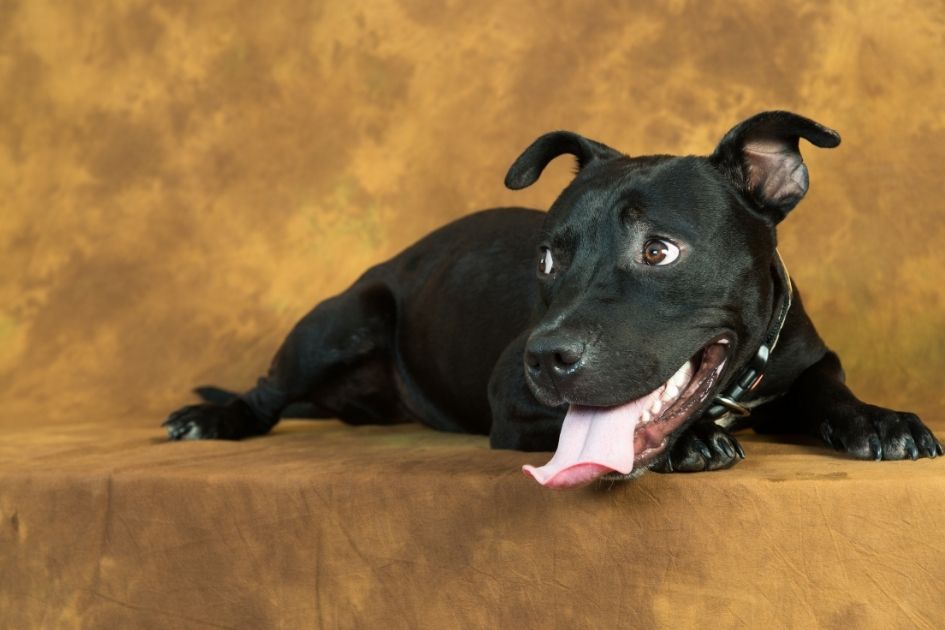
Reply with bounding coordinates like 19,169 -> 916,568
4,3 -> 945,629
2,0 -> 944,428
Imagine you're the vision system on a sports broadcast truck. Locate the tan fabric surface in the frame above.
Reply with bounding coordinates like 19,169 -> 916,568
3,0 -> 945,628
2,419 -> 945,629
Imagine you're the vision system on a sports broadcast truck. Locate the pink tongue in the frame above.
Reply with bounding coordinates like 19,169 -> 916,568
522,399 -> 648,489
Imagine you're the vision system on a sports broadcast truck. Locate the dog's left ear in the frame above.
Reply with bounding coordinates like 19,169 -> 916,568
505,131 -> 623,190
710,111 -> 841,223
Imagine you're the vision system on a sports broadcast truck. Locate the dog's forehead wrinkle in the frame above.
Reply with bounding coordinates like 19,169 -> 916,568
550,225 -> 580,251
606,159 -> 739,239
556,161 -> 707,236
548,203 -> 620,256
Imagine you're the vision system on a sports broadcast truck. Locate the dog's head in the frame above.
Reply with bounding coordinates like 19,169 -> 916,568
509,111 -> 840,488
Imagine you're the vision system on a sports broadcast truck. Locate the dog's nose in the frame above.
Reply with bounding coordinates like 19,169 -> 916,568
524,334 -> 586,381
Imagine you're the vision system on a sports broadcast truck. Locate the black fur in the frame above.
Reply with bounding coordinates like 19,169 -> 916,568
163,111 -> 942,473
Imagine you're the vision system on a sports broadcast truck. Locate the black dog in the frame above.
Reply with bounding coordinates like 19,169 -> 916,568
163,111 -> 941,489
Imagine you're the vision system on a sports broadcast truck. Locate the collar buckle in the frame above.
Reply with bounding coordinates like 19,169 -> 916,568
705,344 -> 770,419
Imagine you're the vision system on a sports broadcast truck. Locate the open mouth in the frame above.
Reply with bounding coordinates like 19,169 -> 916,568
522,338 -> 730,489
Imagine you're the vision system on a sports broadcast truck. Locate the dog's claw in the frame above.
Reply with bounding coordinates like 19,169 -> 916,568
715,436 -> 734,459
166,419 -> 191,440
868,435 -> 883,461
695,439 -> 712,462
819,422 -> 835,449
916,433 -> 936,458
734,439 -> 746,459
821,421 -> 845,451
904,438 -> 919,461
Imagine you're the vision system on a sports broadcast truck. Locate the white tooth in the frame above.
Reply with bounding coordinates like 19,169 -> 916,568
675,363 -> 692,387
664,383 -> 679,400
641,410 -> 651,425
650,398 -> 663,415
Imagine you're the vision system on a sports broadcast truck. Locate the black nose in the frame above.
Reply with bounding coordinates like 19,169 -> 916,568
524,333 -> 586,382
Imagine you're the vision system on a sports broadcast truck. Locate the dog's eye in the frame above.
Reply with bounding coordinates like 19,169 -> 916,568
538,247 -> 555,275
641,239 -> 680,266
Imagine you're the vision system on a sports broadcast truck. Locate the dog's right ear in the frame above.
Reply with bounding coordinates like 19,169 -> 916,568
504,131 -> 623,190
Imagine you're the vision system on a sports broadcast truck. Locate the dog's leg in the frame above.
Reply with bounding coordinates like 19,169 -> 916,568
755,351 -> 943,460
651,421 -> 745,473
163,281 -> 396,440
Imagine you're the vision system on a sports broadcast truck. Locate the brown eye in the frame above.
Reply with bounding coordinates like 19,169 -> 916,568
538,247 -> 555,275
641,239 -> 680,266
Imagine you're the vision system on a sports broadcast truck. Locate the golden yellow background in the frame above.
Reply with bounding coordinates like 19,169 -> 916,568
3,4 -> 945,627
2,0 -> 944,428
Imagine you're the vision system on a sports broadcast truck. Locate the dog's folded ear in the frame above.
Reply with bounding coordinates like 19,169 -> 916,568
505,131 -> 623,190
710,111 -> 841,222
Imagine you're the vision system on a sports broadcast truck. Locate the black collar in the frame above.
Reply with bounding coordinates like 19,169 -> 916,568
705,250 -> 793,420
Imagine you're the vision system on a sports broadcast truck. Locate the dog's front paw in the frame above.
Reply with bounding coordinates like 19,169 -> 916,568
162,401 -> 257,441
652,422 -> 745,473
819,404 -> 942,461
